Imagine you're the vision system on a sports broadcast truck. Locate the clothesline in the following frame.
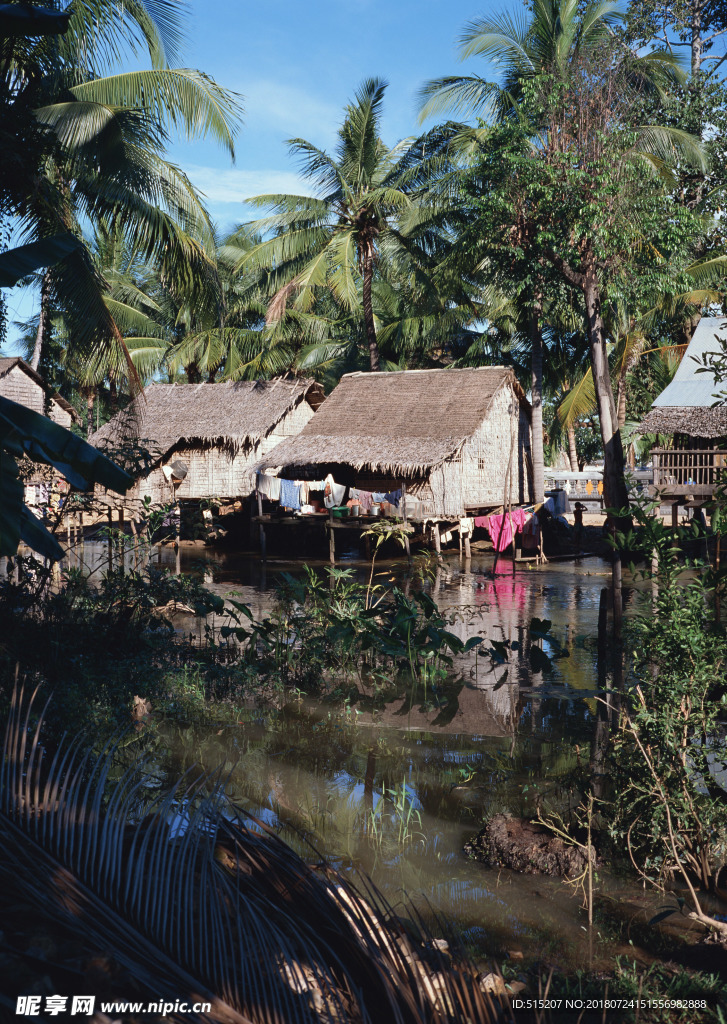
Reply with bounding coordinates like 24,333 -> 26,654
256,472 -> 402,514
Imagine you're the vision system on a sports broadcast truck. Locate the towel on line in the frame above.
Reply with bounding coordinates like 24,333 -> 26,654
280,478 -> 301,510
257,473 -> 281,501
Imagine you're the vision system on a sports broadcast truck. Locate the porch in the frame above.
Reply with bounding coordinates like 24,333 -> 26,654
651,448 -> 726,499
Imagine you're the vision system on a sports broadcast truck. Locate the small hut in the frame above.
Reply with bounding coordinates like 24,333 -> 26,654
91,378 -> 324,507
0,357 -> 79,428
256,367 -> 532,517
639,317 -> 727,501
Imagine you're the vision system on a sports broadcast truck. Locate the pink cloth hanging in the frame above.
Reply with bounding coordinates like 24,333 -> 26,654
477,508 -> 530,552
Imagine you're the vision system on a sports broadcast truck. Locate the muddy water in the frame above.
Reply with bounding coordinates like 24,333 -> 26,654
96,543 -> 655,970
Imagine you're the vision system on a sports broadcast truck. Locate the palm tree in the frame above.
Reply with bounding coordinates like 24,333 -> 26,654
420,0 -> 702,514
239,78 -> 445,372
2,0 -> 241,384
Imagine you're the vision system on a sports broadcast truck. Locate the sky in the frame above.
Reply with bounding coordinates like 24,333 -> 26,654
4,0 -> 505,349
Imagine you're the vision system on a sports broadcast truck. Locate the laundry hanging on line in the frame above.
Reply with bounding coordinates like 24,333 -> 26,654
324,474 -> 347,508
256,473 -> 281,501
280,478 -> 301,511
474,508 -> 531,552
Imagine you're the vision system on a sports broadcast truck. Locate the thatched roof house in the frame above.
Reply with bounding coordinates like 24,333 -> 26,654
257,367 -> 532,517
0,357 -> 79,428
91,378 -> 324,504
639,317 -> 727,439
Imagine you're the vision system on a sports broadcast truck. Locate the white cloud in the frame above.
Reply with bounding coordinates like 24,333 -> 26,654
184,165 -> 315,205
241,79 -> 340,142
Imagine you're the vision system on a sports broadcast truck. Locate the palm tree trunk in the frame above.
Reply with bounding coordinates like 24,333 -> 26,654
83,387 -> 95,438
583,272 -> 629,519
30,272 -> 52,372
362,244 -> 380,372
616,377 -> 627,430
567,423 -> 578,472
529,300 -> 545,503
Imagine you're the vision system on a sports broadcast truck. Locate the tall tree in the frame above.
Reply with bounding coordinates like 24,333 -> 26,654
239,79 -> 445,372
422,0 -> 704,514
1,0 -> 241,381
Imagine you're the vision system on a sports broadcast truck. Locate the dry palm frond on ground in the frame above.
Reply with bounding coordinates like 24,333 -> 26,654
0,686 -> 506,1023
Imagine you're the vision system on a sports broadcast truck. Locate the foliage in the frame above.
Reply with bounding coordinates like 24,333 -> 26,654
239,78 -> 459,373
608,499 -> 727,917
0,393 -> 131,559
573,426 -> 603,470
0,685 -> 497,1024
221,565 -> 485,694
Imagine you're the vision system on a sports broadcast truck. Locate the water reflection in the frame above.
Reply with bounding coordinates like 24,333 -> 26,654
65,540 -> 638,965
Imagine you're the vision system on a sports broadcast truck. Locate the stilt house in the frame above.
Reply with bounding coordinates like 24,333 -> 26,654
0,357 -> 79,428
90,378 -> 324,505
256,367 -> 532,517
639,317 -> 727,500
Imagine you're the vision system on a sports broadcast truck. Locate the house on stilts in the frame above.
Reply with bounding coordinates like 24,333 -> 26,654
638,316 -> 727,519
90,378 -> 324,516
0,357 -> 81,508
255,367 -> 533,558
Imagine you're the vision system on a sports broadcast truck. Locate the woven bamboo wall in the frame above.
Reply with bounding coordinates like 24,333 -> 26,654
460,385 -> 528,508
0,365 -> 72,428
110,399 -> 317,506
401,384 -> 531,517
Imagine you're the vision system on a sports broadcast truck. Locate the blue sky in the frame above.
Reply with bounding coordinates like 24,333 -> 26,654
5,0 -> 502,348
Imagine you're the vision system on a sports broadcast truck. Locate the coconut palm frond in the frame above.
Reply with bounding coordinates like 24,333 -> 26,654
0,687 -> 498,1023
556,368 -> 596,428
71,69 -> 242,158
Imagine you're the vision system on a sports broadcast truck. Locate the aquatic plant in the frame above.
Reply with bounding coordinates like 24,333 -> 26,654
606,497 -> 727,933
0,685 -> 502,1023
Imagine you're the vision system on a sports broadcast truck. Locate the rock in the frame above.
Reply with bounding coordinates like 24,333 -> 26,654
508,950 -> 524,960
479,972 -> 507,995
131,695 -> 151,721
464,813 -> 597,878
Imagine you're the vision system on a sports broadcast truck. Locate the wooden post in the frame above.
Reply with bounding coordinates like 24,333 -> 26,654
256,490 -> 266,559
457,519 -> 463,556
464,529 -> 471,560
328,512 -> 336,564
433,525 -> 441,555
401,481 -> 411,559
671,502 -> 679,531
107,507 -> 113,572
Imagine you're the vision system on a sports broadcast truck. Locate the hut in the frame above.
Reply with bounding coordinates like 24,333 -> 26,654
256,367 -> 532,519
639,317 -> 727,503
0,357 -> 79,429
90,378 -> 324,509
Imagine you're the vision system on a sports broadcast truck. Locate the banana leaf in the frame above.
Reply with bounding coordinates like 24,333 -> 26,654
0,395 -> 132,559
0,235 -> 80,287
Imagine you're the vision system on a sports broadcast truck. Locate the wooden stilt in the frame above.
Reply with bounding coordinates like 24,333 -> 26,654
328,513 -> 336,564
457,520 -> 463,556
257,490 -> 266,559
672,503 -> 679,531
433,526 -> 441,554
464,532 -> 471,559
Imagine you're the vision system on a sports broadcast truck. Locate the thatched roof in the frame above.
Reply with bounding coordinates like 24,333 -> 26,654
639,317 -> 727,438
257,367 -> 529,478
90,378 -> 323,458
639,406 -> 727,439
0,357 -> 80,423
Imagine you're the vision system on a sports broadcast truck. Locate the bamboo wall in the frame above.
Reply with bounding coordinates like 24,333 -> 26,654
101,398 -> 317,507
407,384 -> 532,516
0,365 -> 73,428
460,385 -> 531,509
